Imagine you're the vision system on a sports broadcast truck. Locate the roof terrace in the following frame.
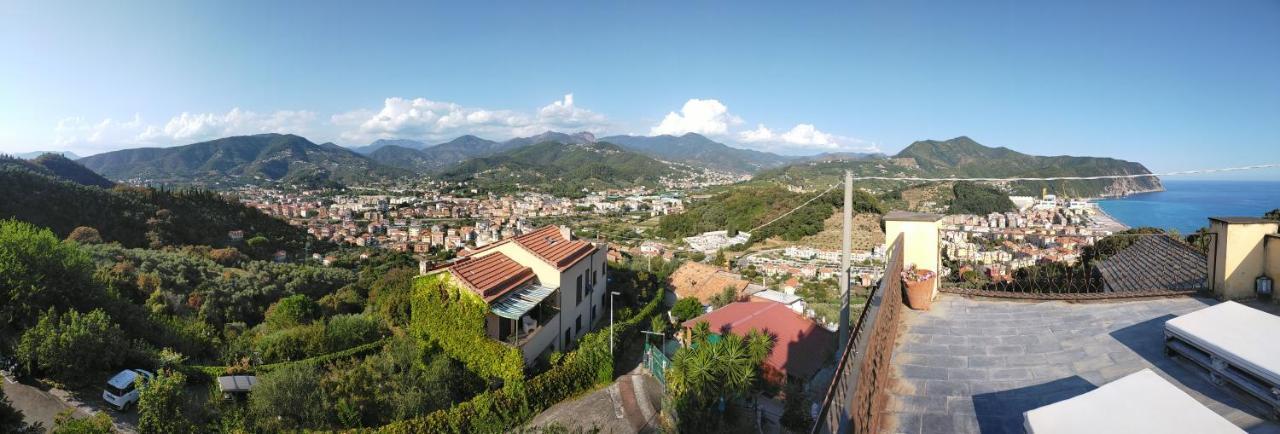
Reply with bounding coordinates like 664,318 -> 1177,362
885,294 -> 1280,434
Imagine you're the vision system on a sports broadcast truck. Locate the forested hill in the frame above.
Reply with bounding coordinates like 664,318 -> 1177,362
0,164 -> 325,258
0,154 -> 114,187
755,136 -> 1161,198
601,133 -> 792,173
656,183 -> 883,244
77,133 -> 409,188
893,136 -> 1162,197
438,141 -> 683,197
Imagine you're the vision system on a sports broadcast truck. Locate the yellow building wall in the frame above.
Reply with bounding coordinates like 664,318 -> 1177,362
884,214 -> 942,299
1210,220 -> 1279,299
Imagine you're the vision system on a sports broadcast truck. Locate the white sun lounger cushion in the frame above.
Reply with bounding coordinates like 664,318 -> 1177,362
1165,301 -> 1280,386
1023,369 -> 1244,434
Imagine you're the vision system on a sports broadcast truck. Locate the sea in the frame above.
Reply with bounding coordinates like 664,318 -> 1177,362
1097,180 -> 1280,234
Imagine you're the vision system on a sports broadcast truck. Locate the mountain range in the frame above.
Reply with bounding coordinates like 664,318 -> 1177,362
362,132 -> 596,173
755,136 -> 1161,197
438,140 -> 683,197
598,133 -> 793,172
0,153 -> 114,188
77,134 -> 409,188
12,150 -> 81,160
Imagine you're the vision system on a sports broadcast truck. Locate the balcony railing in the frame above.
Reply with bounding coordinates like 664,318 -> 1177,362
812,236 -> 905,434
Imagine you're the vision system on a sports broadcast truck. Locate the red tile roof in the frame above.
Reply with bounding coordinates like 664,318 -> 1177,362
513,225 -> 596,270
682,301 -> 835,380
448,252 -> 536,302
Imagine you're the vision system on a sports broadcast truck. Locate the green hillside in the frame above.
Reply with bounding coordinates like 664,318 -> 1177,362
0,165 -> 326,258
77,133 -> 409,188
755,136 -> 1161,198
438,141 -> 682,197
0,154 -> 114,187
656,183 -> 882,244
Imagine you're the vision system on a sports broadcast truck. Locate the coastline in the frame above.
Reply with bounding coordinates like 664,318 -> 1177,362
1088,205 -> 1130,233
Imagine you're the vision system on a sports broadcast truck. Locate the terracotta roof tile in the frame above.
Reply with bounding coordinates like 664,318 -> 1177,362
448,252 -> 536,302
514,225 -> 596,270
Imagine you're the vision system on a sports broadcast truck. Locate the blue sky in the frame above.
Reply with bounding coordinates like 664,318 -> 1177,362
1,0 -> 1277,178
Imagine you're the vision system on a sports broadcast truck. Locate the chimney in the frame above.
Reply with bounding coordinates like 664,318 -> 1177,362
559,225 -> 572,241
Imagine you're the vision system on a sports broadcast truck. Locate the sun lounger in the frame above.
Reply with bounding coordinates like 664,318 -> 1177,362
1165,301 -> 1280,415
1023,368 -> 1244,434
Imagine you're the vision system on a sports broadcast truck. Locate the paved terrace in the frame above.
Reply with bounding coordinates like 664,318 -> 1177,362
885,293 -> 1280,434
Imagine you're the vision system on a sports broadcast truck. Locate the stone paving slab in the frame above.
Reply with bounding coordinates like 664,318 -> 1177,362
883,294 -> 1280,434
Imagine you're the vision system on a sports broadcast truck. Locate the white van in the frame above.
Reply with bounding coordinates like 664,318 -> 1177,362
102,369 -> 154,411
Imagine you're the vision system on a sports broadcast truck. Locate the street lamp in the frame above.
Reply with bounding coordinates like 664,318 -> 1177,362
610,291 -> 621,354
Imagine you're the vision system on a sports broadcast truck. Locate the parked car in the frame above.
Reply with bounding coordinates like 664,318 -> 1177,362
102,369 -> 154,411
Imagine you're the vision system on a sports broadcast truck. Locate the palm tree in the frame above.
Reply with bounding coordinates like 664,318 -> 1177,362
664,327 -> 776,431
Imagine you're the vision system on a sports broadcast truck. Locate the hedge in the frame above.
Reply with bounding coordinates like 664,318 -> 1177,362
372,277 -> 668,433
409,272 -> 525,383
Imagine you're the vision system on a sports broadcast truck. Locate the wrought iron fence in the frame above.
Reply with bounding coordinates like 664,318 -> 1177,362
938,229 -> 1215,299
812,236 -> 904,434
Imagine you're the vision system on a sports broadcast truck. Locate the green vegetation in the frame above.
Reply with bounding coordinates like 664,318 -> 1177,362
439,141 -> 681,198
0,165 -> 325,259
0,154 -> 113,187
138,370 -> 194,434
753,136 -> 1160,198
76,133 -> 409,188
656,183 -> 882,243
17,308 -> 128,386
52,410 -> 113,434
666,328 -> 775,432
378,258 -> 672,433
948,181 -> 1015,215
409,272 -> 526,383
672,297 -> 705,323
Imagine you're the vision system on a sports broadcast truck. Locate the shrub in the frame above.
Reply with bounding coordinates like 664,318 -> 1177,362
17,308 -> 127,385
0,219 -> 100,334
325,313 -> 384,351
138,369 -> 192,434
248,364 -> 328,432
672,297 -> 704,323
255,324 -> 327,363
52,409 -> 111,433
66,226 -> 103,244
263,294 -> 319,330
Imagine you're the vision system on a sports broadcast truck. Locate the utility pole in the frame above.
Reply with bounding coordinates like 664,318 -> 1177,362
836,171 -> 853,360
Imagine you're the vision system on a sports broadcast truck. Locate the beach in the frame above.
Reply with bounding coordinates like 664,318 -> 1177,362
1088,204 -> 1130,233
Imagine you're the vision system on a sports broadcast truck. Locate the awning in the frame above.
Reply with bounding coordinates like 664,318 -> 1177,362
490,283 -> 556,320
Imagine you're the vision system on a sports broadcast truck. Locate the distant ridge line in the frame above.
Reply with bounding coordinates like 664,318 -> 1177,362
844,163 -> 1280,182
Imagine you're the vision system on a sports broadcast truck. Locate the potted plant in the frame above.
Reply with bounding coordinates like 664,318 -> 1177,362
901,265 -> 936,311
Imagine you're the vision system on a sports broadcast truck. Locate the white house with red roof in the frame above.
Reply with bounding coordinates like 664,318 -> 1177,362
429,225 -> 608,364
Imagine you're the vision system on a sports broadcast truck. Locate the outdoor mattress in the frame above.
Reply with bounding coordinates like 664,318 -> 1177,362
1023,368 -> 1244,434
1165,301 -> 1280,386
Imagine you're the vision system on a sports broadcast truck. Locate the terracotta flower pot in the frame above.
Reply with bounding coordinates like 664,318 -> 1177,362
903,274 -> 935,311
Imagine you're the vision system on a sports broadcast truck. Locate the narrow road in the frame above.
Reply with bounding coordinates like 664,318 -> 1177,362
2,377 -> 87,430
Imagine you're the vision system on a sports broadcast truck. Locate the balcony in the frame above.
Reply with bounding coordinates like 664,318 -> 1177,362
488,283 -> 560,348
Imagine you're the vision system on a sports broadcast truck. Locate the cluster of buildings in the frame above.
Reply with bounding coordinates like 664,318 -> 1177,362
232,186 -> 687,253
939,193 -> 1124,280
682,230 -> 751,254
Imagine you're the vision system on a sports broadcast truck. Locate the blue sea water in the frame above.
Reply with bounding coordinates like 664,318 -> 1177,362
1097,180 -> 1280,234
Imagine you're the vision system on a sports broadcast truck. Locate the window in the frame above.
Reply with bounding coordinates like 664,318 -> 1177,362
592,305 -> 597,322
565,329 -> 572,345
575,315 -> 582,335
575,275 -> 583,305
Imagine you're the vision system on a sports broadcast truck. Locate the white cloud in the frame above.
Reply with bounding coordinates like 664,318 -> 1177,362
54,108 -> 317,153
334,93 -> 610,143
653,98 -> 877,154
649,98 -> 743,136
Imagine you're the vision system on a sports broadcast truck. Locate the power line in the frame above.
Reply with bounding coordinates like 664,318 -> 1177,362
746,183 -> 840,234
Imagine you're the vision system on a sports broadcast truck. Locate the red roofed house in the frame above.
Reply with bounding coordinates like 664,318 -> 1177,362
429,225 -> 607,365
681,301 -> 835,386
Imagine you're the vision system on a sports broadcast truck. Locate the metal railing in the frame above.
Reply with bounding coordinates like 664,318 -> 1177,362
938,230 -> 1215,300
812,236 -> 904,434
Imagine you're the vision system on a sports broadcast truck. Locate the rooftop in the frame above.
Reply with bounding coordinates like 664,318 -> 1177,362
448,252 -> 536,302
885,294 -> 1280,434
683,300 -> 834,379
513,225 -> 596,270
1209,217 -> 1279,225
